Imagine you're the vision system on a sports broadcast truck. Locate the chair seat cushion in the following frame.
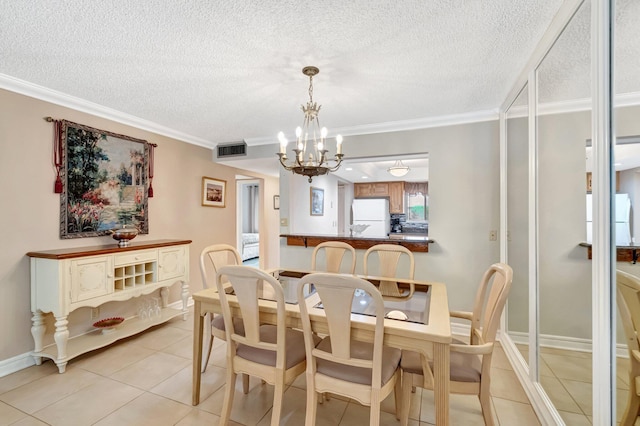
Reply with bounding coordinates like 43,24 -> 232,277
211,314 -> 245,335
236,325 -> 319,369
315,337 -> 401,386
400,338 -> 482,383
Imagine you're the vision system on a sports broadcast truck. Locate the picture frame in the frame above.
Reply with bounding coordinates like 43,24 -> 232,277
310,187 -> 324,216
59,120 -> 150,239
273,195 -> 280,210
202,177 -> 226,208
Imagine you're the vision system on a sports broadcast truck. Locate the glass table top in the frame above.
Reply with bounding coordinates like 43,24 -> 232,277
272,271 -> 431,325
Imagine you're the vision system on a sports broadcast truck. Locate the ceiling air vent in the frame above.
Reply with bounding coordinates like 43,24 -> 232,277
217,142 -> 247,158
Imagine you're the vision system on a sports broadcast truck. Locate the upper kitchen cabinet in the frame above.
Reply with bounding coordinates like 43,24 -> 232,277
388,181 -> 404,213
354,181 -> 405,213
354,182 -> 389,198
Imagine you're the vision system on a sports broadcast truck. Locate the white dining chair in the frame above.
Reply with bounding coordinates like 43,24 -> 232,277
399,262 -> 513,426
363,244 -> 415,299
216,265 -> 317,426
297,272 -> 402,426
616,270 -> 640,426
199,244 -> 249,392
311,241 -> 356,273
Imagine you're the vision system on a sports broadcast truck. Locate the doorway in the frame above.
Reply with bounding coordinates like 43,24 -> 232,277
236,179 -> 261,267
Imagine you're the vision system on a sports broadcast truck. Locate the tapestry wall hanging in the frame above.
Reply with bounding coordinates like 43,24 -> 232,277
54,119 -> 154,239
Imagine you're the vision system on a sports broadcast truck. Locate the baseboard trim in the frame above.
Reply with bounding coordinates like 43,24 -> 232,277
508,330 -> 628,358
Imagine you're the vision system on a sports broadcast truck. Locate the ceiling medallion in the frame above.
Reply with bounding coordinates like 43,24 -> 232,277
277,66 -> 343,183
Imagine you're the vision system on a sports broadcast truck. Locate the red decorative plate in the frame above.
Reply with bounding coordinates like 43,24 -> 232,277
93,317 -> 124,329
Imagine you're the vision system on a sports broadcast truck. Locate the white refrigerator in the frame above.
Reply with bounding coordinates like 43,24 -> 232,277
351,199 -> 390,237
586,193 -> 632,245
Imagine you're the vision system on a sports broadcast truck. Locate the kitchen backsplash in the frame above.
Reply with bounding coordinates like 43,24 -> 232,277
390,213 -> 428,234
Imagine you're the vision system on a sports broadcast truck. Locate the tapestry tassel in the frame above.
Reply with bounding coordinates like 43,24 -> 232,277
49,117 -> 63,193
148,143 -> 156,197
54,176 -> 63,193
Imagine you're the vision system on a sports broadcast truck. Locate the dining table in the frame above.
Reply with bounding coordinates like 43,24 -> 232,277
191,269 -> 452,425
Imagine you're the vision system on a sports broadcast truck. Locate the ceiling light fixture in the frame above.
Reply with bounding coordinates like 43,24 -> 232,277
387,160 -> 410,177
277,66 -> 343,183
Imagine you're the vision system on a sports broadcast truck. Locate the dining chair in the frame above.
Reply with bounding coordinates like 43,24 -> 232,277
311,241 -> 356,273
297,272 -> 402,426
216,265 -> 316,426
199,244 -> 248,389
363,244 -> 415,299
616,270 -> 640,426
399,262 -> 513,426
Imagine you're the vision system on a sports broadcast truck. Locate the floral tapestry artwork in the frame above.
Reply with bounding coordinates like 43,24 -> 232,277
59,120 -> 150,238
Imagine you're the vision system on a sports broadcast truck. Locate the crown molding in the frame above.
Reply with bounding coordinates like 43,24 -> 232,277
506,91 -> 640,118
243,108 -> 500,146
0,73 -> 215,148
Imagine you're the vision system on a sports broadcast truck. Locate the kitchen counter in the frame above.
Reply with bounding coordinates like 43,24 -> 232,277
280,233 -> 434,253
579,242 -> 640,263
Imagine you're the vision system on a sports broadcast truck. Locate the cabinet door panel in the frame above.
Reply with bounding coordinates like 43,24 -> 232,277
70,256 -> 113,302
158,246 -> 186,281
389,182 -> 404,213
355,182 -> 390,198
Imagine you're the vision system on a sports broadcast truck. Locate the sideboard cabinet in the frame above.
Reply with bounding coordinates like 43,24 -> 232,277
27,239 -> 191,373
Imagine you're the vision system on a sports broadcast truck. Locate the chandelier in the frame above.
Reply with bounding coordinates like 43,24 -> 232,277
277,66 -> 343,183
387,160 -> 410,177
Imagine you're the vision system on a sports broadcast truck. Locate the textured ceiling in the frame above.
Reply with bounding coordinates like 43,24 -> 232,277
0,0 -> 568,148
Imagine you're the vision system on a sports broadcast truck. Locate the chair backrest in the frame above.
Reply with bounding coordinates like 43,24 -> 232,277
616,270 -> 640,355
363,244 -> 415,279
199,244 -> 242,290
297,272 -> 386,387
470,263 -> 513,345
363,244 -> 415,298
216,265 -> 288,369
311,241 -> 356,273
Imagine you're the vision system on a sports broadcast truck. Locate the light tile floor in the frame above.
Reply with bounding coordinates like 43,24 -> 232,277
517,344 -> 640,426
0,312 -> 541,425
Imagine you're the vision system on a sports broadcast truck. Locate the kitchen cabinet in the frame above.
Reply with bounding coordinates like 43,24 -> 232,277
354,182 -> 390,198
27,239 -> 191,373
388,181 -> 405,213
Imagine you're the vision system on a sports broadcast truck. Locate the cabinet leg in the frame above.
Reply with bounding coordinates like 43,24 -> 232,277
160,287 -> 169,308
180,280 -> 189,320
55,361 -> 68,373
31,310 -> 46,365
53,315 -> 69,366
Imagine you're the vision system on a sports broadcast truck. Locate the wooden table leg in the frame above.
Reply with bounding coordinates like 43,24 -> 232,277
192,300 -> 204,405
433,342 -> 450,425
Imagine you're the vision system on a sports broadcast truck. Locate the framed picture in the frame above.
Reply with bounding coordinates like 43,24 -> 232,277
310,187 -> 324,216
59,120 -> 150,239
202,177 -> 226,207
273,195 -> 280,210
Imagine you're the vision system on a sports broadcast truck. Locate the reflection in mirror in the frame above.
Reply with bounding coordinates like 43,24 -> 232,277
506,84 -> 529,368
613,0 -> 640,423
536,0 -> 593,421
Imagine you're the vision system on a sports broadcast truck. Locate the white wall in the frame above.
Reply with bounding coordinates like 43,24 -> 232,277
281,170 -> 340,235
282,119 -> 502,314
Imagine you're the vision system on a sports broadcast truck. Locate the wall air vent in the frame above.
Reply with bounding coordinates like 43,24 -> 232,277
217,142 -> 247,158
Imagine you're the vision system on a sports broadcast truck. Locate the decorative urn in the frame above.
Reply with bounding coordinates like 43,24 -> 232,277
110,225 -> 139,247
